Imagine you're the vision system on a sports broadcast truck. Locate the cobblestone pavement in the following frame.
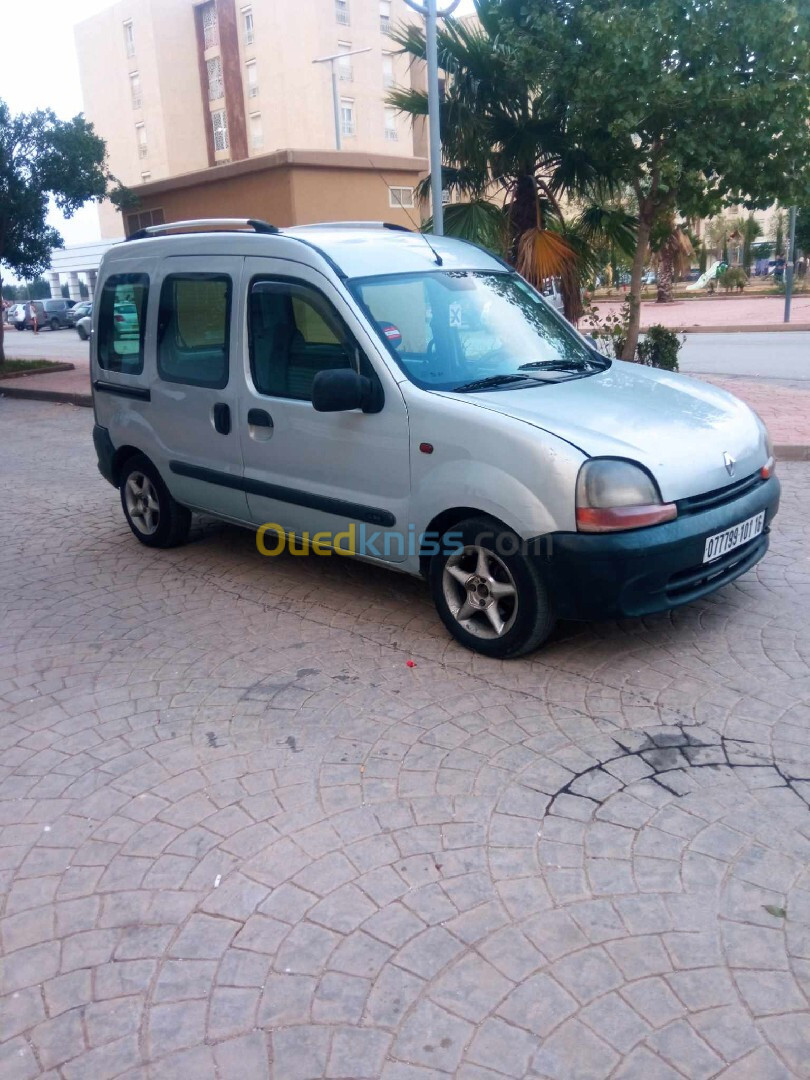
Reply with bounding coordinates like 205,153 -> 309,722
2,398 -> 810,1080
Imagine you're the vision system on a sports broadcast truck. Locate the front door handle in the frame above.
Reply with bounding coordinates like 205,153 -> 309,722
247,407 -> 274,442
213,402 -> 230,435
247,408 -> 273,428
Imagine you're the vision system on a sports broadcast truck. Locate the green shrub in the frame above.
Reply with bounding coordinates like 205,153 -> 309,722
636,325 -> 682,371
717,266 -> 747,292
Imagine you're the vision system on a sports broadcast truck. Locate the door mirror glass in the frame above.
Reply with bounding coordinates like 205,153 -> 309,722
312,368 -> 372,412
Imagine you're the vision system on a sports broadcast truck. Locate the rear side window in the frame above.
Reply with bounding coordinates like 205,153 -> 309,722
97,273 -> 149,374
157,274 -> 231,388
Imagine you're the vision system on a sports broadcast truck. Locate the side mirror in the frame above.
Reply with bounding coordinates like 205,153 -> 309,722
312,368 -> 373,413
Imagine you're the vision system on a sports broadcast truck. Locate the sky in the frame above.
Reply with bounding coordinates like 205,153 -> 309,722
1,0 -> 478,256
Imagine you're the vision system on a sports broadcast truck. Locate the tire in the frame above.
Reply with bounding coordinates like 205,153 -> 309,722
429,515 -> 556,658
50,318 -> 60,331
76,326 -> 88,341
14,324 -> 24,332
119,454 -> 191,548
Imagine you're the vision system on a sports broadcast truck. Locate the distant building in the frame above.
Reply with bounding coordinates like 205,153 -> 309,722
75,0 -> 427,237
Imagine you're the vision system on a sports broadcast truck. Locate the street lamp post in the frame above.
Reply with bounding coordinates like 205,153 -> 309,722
312,47 -> 372,151
403,0 -> 460,235
784,204 -> 797,323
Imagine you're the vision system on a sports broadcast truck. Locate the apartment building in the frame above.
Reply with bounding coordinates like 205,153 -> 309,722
75,0 -> 425,236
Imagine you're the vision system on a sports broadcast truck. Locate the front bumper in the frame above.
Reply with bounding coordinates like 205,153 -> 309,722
533,474 -> 780,621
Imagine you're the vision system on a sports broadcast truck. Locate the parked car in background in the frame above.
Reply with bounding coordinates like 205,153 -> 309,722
76,314 -> 93,341
540,278 -> 564,315
25,298 -> 74,330
67,300 -> 93,326
8,303 -> 28,329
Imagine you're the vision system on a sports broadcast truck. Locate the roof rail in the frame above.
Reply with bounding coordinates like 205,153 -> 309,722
126,218 -> 279,241
289,221 -> 412,233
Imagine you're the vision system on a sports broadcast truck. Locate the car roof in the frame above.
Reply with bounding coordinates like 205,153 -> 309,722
102,222 -> 507,280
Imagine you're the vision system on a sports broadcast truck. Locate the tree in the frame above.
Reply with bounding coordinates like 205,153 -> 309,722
0,100 -> 127,363
513,0 -> 810,359
649,214 -> 693,303
388,1 -> 626,319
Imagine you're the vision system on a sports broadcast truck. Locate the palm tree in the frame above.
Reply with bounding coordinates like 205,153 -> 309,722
733,213 -> 762,272
649,214 -> 693,302
387,0 -> 624,319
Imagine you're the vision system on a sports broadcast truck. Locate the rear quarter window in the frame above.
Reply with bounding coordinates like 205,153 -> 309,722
97,273 -> 149,374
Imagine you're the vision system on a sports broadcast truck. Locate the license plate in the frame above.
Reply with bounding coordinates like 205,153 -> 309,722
703,511 -> 765,563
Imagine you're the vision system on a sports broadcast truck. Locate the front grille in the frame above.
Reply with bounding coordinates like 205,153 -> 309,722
666,534 -> 766,602
677,471 -> 763,516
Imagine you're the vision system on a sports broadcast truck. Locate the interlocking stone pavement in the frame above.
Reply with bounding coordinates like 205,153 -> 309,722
2,396 -> 810,1079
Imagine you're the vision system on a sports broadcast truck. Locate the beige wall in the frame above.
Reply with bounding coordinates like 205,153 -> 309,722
76,0 -> 427,237
121,150 -> 426,234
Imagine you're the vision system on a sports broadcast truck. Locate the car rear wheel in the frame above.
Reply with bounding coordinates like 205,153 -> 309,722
50,318 -> 60,331
429,516 -> 556,658
120,454 -> 191,548
15,324 -> 24,332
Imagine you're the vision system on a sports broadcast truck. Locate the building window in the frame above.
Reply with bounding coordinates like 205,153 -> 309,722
140,171 -> 151,182
384,106 -> 398,141
130,71 -> 142,109
335,0 -> 349,26
201,2 -> 219,49
338,42 -> 353,82
242,5 -> 254,45
382,52 -> 394,88
125,208 -> 165,235
380,0 -> 391,33
340,98 -> 355,137
389,186 -> 414,209
212,108 -> 229,151
135,122 -> 147,158
123,19 -> 135,57
250,112 -> 263,149
207,56 -> 224,100
246,60 -> 258,98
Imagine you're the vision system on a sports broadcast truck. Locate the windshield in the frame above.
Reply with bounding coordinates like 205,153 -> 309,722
349,270 -> 605,392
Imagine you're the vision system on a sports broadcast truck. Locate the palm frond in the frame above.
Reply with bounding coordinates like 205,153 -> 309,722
422,200 -> 509,255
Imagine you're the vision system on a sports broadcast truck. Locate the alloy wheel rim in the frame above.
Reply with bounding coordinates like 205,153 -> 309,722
442,544 -> 518,639
125,472 -> 160,535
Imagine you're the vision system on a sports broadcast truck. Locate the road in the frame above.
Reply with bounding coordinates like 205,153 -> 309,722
2,396 -> 809,1079
2,324 -> 90,363
678,333 -> 810,384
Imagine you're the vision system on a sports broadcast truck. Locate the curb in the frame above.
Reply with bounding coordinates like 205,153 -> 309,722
672,324 -> 810,334
775,445 -> 810,462
1,386 -> 92,408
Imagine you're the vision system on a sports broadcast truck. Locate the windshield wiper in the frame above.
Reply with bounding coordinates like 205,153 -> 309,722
451,373 -> 546,393
518,358 -> 605,373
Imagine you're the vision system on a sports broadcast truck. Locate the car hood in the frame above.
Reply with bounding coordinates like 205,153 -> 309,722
449,360 -> 767,503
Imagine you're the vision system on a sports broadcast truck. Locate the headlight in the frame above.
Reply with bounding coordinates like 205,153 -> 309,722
576,458 -> 677,533
756,416 -> 775,479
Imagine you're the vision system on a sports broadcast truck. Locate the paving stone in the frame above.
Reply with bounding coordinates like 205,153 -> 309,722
647,1020 -> 725,1080
551,946 -> 624,1004
213,1033 -> 271,1080
393,999 -> 474,1073
271,1025 -> 330,1080
580,991 -> 651,1053
532,1017 -> 619,1079
429,953 -> 513,1023
496,971 -> 577,1036
327,1026 -> 392,1078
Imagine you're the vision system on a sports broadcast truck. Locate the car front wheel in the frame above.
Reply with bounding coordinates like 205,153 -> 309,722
120,454 -> 191,548
50,318 -> 60,331
76,326 -> 88,340
429,516 -> 556,658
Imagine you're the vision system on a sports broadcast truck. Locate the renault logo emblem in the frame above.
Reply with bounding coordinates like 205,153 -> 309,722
723,451 -> 736,477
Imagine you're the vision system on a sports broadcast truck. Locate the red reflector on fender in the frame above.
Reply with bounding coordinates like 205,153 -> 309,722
419,442 -> 434,455
576,503 -> 677,533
